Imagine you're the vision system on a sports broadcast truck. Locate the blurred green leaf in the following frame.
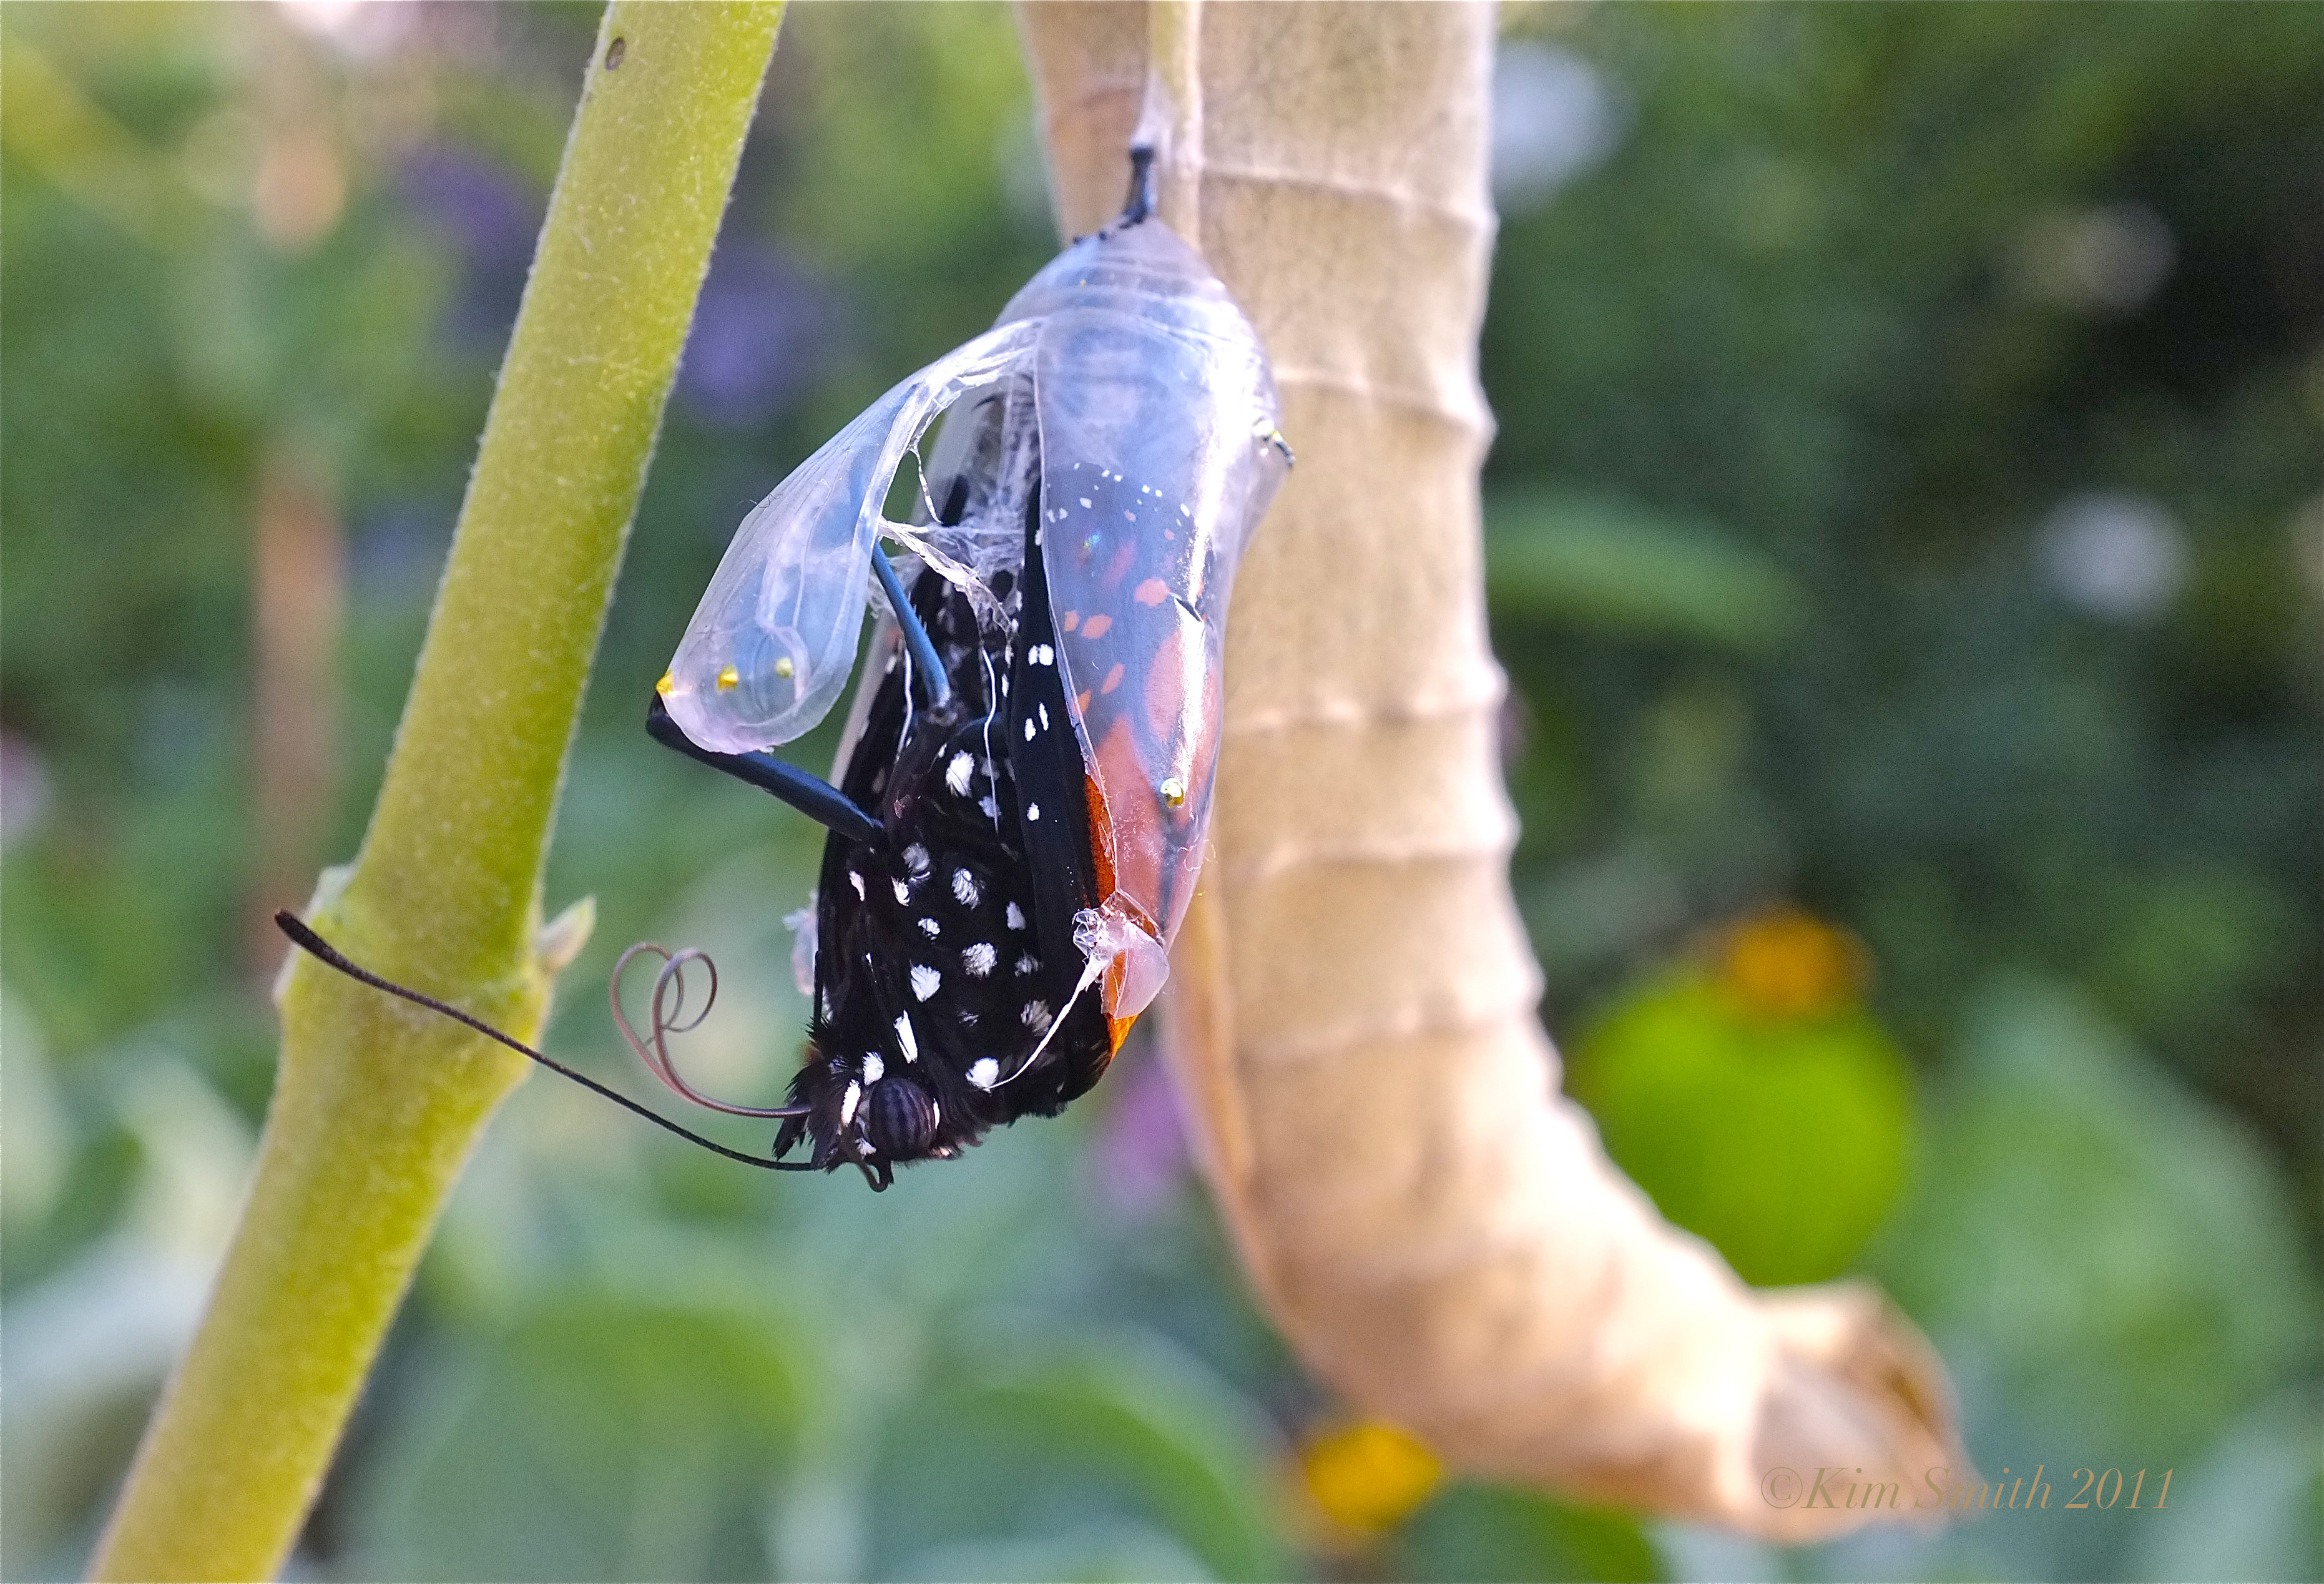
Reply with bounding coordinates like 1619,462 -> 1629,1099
1485,490 -> 1806,652
1870,979 -> 2320,1475
350,1292 -> 805,1583
2130,1385 -> 2323,1584
891,1522 -> 1216,1584
1396,1482 -> 1662,1583
870,1332 -> 1289,1583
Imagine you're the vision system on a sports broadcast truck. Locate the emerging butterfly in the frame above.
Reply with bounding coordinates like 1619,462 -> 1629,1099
281,149 -> 1290,1190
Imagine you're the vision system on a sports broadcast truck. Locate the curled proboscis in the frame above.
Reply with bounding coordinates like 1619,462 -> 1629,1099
610,942 -> 802,1119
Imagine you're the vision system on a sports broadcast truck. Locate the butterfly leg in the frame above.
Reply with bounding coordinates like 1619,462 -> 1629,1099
871,543 -> 952,711
647,695 -> 884,848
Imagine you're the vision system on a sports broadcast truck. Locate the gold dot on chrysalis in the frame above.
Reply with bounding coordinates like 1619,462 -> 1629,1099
1160,776 -> 1186,807
775,656 -> 795,679
655,671 -> 675,697
716,664 -> 740,692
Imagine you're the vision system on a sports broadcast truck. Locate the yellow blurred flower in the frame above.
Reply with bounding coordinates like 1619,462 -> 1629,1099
1718,906 -> 1867,1020
1300,1419 -> 1443,1538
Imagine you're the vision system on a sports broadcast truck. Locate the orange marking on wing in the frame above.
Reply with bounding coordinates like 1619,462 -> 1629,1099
1082,767 -> 1120,1034
1077,689 -> 1092,714
1133,577 -> 1170,607
1086,774 -> 1130,1053
1101,661 -> 1125,695
1086,768 -> 1118,900
1143,624 -> 1189,742
1081,612 -> 1114,640
1093,719 -> 1164,918
1061,610 -> 1079,632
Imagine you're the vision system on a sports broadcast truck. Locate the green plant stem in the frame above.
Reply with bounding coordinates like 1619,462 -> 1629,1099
87,6 -> 783,1578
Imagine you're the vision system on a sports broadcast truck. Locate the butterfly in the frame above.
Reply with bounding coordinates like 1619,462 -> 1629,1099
282,150 -> 1290,1191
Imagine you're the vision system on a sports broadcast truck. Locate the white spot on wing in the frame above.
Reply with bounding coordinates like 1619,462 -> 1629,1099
863,1053 -> 885,1085
963,942 -> 997,976
893,1013 -> 919,1062
1026,802 -> 1041,821
1025,717 -> 1037,741
891,878 -> 911,905
946,752 -> 974,795
952,868 -> 979,906
848,871 -> 865,900
917,916 -> 941,937
910,963 -> 941,1001
903,843 -> 930,873
840,1081 -> 861,1128
1020,1000 -> 1052,1033
967,1057 -> 999,1090
1006,902 -> 1026,932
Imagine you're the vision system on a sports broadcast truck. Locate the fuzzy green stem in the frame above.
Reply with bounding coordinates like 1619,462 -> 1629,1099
88,7 -> 783,1578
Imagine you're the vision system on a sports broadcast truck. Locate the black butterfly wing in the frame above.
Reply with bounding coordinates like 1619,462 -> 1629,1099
1002,485 -> 1117,1108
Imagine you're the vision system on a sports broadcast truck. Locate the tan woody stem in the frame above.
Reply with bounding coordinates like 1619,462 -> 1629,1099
1016,0 -> 1965,1543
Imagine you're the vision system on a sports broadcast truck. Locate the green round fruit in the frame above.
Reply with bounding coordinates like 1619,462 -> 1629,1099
1567,971 -> 1913,1287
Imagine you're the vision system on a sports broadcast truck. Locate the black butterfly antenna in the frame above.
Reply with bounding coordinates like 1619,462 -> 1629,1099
1122,143 -> 1156,225
273,910 -> 816,1172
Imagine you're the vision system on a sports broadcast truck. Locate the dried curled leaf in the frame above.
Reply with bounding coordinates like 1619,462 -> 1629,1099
1017,0 -> 1966,1543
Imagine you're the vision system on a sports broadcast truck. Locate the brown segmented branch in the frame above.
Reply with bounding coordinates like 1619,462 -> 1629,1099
1017,0 -> 1966,1542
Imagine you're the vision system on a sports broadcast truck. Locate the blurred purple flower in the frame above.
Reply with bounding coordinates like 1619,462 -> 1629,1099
349,504 -> 452,600
399,144 -> 544,347
677,243 -> 835,430
396,145 -> 831,421
1,732 -> 51,850
1088,1050 -> 1190,1219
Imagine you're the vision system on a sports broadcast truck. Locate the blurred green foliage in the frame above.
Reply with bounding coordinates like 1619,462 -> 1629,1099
1398,1485 -> 1661,1584
2,4 -> 2317,1582
1488,491 -> 1807,654
356,1295 -> 804,1581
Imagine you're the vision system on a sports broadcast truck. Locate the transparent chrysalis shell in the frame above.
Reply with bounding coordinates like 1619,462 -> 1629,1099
660,214 -> 1288,1021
